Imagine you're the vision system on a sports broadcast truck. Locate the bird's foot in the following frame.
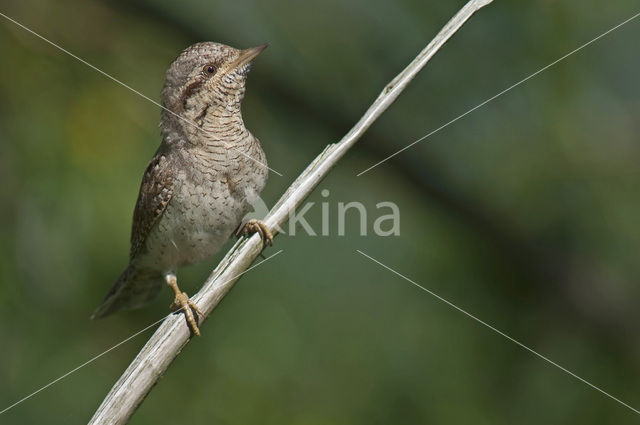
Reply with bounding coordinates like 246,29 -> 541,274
237,219 -> 273,247
166,274 -> 202,336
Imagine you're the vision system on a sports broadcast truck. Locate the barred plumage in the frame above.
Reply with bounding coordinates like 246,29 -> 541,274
93,42 -> 270,333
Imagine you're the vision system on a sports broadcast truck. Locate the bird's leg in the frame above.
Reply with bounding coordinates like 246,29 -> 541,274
165,272 -> 202,337
236,219 -> 273,247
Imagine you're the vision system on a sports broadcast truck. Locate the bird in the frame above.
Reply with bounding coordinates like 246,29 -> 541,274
92,42 -> 273,336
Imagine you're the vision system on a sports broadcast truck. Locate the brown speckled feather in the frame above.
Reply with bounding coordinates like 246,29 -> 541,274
92,41 -> 269,323
130,148 -> 176,260
92,148 -> 177,318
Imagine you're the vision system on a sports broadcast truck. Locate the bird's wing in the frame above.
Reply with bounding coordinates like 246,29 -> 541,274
130,148 -> 177,260
92,148 -> 177,319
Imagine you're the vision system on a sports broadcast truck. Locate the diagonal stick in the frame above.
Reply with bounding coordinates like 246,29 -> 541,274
356,9 -> 640,176
88,1 -> 494,423
0,250 -> 283,416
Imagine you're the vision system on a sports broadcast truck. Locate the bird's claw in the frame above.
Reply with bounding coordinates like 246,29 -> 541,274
170,291 -> 202,337
238,219 -> 273,247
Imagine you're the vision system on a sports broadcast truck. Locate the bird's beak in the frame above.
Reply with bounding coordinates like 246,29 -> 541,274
229,43 -> 268,70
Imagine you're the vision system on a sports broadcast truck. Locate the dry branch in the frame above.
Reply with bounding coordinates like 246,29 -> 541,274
88,1 -> 493,423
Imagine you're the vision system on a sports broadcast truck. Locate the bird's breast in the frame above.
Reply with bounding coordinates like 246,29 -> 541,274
140,144 -> 267,271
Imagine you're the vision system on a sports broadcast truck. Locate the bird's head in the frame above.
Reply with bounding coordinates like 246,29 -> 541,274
161,42 -> 267,137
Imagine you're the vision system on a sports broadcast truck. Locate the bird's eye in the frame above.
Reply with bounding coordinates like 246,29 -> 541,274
202,65 -> 216,76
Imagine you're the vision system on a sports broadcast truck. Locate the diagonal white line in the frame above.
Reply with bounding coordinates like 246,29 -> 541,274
357,10 -> 640,176
0,316 -> 165,416
0,249 -> 284,416
356,249 -> 640,415
0,11 -> 283,177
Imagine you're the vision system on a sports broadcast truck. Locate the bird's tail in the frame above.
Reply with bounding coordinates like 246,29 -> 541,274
91,265 -> 164,319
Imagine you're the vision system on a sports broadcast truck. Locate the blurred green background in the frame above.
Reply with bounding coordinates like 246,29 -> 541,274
1,0 -> 640,423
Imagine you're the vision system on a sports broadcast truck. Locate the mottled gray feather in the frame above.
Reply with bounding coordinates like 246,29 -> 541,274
92,148 -> 176,318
